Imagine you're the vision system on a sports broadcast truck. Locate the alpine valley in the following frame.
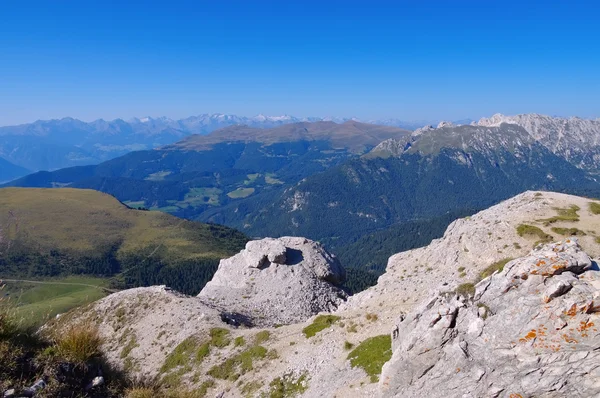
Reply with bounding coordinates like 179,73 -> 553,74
5,114 -> 600,292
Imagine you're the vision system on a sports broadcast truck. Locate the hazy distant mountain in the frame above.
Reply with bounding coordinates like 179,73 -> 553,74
0,157 -> 29,183
0,114 -> 428,172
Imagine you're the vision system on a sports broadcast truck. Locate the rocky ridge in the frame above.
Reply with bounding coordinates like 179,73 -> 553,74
380,239 -> 600,397
476,113 -> 600,172
45,191 -> 600,397
372,113 -> 600,174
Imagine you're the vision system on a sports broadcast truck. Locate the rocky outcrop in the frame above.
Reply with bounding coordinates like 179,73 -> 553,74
476,113 -> 600,172
380,239 -> 600,397
198,237 -> 347,327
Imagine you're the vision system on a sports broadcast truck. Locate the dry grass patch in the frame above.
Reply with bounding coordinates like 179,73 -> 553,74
55,323 -> 102,365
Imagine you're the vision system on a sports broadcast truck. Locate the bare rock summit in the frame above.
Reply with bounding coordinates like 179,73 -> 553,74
380,239 -> 600,397
198,236 -> 347,327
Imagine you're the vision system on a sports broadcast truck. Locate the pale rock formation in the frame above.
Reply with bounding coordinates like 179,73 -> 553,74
380,239 -> 600,397
198,236 -> 347,327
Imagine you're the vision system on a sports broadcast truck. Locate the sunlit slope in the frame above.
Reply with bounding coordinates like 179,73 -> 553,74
0,188 -> 247,294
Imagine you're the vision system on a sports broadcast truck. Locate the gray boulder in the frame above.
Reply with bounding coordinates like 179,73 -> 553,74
198,236 -> 347,327
380,239 -> 600,397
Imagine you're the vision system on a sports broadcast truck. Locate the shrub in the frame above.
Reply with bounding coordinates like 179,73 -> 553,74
302,315 -> 341,338
347,335 -> 392,383
234,336 -> 245,347
55,323 -> 102,365
344,341 -> 354,350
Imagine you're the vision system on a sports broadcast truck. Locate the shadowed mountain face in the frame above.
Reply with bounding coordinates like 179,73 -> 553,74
0,157 -> 29,183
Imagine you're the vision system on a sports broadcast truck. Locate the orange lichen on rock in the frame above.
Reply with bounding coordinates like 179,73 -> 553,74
519,329 -> 537,343
562,333 -> 578,344
564,304 -> 578,317
577,320 -> 595,337
509,394 -> 524,398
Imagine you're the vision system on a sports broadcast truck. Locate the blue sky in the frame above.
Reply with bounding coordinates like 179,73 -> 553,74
0,1 -> 598,125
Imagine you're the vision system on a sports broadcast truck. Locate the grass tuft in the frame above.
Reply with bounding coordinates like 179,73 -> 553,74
347,335 -> 392,383
234,336 -> 245,347
589,202 -> 600,215
551,227 -> 587,236
209,327 -> 231,348
478,258 -> 512,280
516,224 -> 553,245
537,205 -> 580,225
207,345 -> 267,381
55,323 -> 102,365
302,315 -> 341,338
254,330 -> 271,345
268,372 -> 309,398
160,337 -> 197,373
455,283 -> 476,298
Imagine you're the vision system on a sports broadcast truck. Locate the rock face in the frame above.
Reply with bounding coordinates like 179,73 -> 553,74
198,236 -> 347,327
380,239 -> 600,397
476,113 -> 600,172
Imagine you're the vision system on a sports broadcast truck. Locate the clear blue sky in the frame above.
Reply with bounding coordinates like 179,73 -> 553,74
1,1 -> 598,125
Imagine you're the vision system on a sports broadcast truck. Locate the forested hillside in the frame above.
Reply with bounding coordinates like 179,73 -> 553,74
0,188 -> 247,295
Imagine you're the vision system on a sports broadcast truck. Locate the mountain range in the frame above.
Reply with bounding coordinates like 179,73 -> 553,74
4,113 -> 600,290
0,114 -> 437,175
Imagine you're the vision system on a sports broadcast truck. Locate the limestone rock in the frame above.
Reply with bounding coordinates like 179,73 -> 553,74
198,236 -> 347,327
380,240 -> 600,397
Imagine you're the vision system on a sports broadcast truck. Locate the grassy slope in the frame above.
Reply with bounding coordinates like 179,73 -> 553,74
0,187 -> 244,260
2,276 -> 109,327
